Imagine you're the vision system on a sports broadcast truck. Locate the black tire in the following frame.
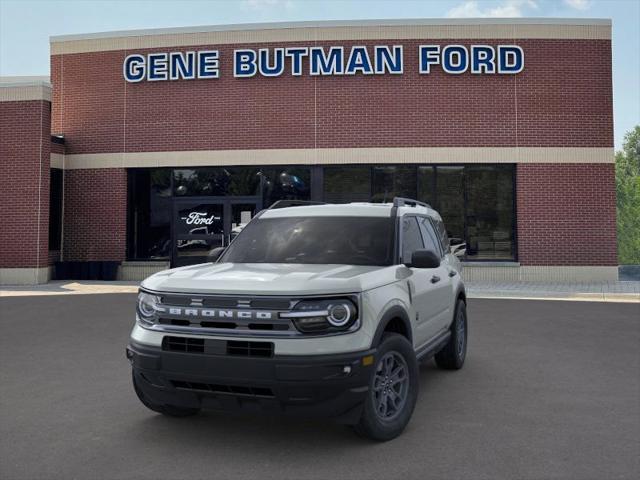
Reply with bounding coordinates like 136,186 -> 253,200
354,333 -> 419,441
132,371 -> 200,417
435,299 -> 467,370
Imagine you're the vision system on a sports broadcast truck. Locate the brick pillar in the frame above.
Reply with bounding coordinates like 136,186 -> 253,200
0,82 -> 52,284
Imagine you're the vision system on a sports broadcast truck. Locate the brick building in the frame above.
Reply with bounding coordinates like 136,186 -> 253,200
0,18 -> 616,284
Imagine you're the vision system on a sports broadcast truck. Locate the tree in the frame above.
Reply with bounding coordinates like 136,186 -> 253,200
615,126 -> 640,265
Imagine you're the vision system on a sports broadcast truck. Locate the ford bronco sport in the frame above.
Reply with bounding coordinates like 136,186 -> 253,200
127,198 -> 468,441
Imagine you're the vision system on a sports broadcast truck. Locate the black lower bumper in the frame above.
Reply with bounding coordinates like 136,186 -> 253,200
127,340 -> 376,423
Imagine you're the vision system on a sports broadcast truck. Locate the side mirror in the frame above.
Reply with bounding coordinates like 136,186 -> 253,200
406,249 -> 441,269
449,238 -> 467,259
208,246 -> 226,262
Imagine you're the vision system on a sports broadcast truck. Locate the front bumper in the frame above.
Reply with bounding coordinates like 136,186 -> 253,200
127,340 -> 376,423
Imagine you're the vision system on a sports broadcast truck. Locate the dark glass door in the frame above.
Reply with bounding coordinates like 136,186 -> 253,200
172,197 -> 260,267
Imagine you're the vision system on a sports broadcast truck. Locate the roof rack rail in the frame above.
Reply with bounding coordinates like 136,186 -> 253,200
268,200 -> 326,210
392,197 -> 432,209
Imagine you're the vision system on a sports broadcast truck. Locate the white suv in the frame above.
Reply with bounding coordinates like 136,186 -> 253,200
127,198 -> 468,441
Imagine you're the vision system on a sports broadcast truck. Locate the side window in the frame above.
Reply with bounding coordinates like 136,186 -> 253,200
401,217 -> 424,264
418,217 -> 442,257
435,219 -> 449,253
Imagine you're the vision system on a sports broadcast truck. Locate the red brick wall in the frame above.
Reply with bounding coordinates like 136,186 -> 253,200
0,100 -> 50,269
51,39 -> 613,154
62,168 -> 127,261
517,163 -> 617,266
47,35 -> 615,268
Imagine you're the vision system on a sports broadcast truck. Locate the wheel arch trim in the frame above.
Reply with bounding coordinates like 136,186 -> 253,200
371,305 -> 413,347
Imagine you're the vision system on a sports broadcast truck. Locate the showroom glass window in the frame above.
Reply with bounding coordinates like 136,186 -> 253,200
259,167 -> 310,207
464,165 -> 515,260
127,166 -> 311,260
320,163 -> 516,261
172,167 -> 310,205
128,164 -> 514,262
127,169 -> 172,260
323,166 -> 371,203
417,166 -> 435,206
435,166 -> 465,247
372,166 -> 416,202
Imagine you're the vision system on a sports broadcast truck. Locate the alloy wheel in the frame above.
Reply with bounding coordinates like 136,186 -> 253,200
373,351 -> 410,421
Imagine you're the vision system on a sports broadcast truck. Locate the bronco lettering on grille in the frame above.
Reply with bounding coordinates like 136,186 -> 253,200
158,307 -> 273,320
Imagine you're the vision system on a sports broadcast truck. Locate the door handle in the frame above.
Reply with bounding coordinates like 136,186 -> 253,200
430,275 -> 440,284
448,270 -> 457,277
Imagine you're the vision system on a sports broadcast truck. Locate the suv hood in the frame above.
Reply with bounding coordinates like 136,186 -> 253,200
141,262 -> 398,295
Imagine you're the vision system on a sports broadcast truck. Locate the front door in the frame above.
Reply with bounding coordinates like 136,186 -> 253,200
172,197 -> 260,267
400,216 -> 452,348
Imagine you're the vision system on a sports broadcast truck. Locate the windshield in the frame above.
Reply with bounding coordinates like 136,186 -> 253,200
220,216 -> 394,266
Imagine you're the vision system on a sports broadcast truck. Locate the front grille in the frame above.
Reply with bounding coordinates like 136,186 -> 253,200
162,336 -> 274,357
152,293 -> 296,335
160,295 -> 238,308
160,295 -> 292,310
171,380 -> 274,398
227,340 -> 274,358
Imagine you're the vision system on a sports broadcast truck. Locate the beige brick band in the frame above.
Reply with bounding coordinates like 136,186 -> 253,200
0,84 -> 52,102
51,19 -> 612,55
462,264 -> 618,282
0,267 -> 50,285
59,147 -> 614,170
50,153 -> 64,169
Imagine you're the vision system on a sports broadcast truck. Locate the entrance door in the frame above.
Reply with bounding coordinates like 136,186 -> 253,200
172,197 -> 260,267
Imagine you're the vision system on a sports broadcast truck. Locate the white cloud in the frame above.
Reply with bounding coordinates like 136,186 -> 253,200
563,0 -> 591,10
446,0 -> 538,18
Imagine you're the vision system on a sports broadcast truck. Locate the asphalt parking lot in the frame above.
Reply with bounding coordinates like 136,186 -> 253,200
0,294 -> 638,480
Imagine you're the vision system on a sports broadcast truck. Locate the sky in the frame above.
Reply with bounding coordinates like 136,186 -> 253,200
1,0 -> 638,149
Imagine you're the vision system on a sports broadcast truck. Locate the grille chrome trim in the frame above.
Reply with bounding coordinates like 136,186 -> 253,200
279,310 -> 329,318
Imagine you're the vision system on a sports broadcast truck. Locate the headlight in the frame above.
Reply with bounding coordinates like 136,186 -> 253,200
281,297 -> 358,334
136,291 -> 161,325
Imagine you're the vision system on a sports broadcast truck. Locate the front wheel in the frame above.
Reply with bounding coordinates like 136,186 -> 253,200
354,333 -> 419,441
434,299 -> 467,370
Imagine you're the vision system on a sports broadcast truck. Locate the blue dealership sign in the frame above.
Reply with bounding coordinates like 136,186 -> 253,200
123,44 -> 523,82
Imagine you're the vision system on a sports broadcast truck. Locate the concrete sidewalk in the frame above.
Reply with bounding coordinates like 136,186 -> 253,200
0,281 -> 139,297
1,279 -> 639,303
